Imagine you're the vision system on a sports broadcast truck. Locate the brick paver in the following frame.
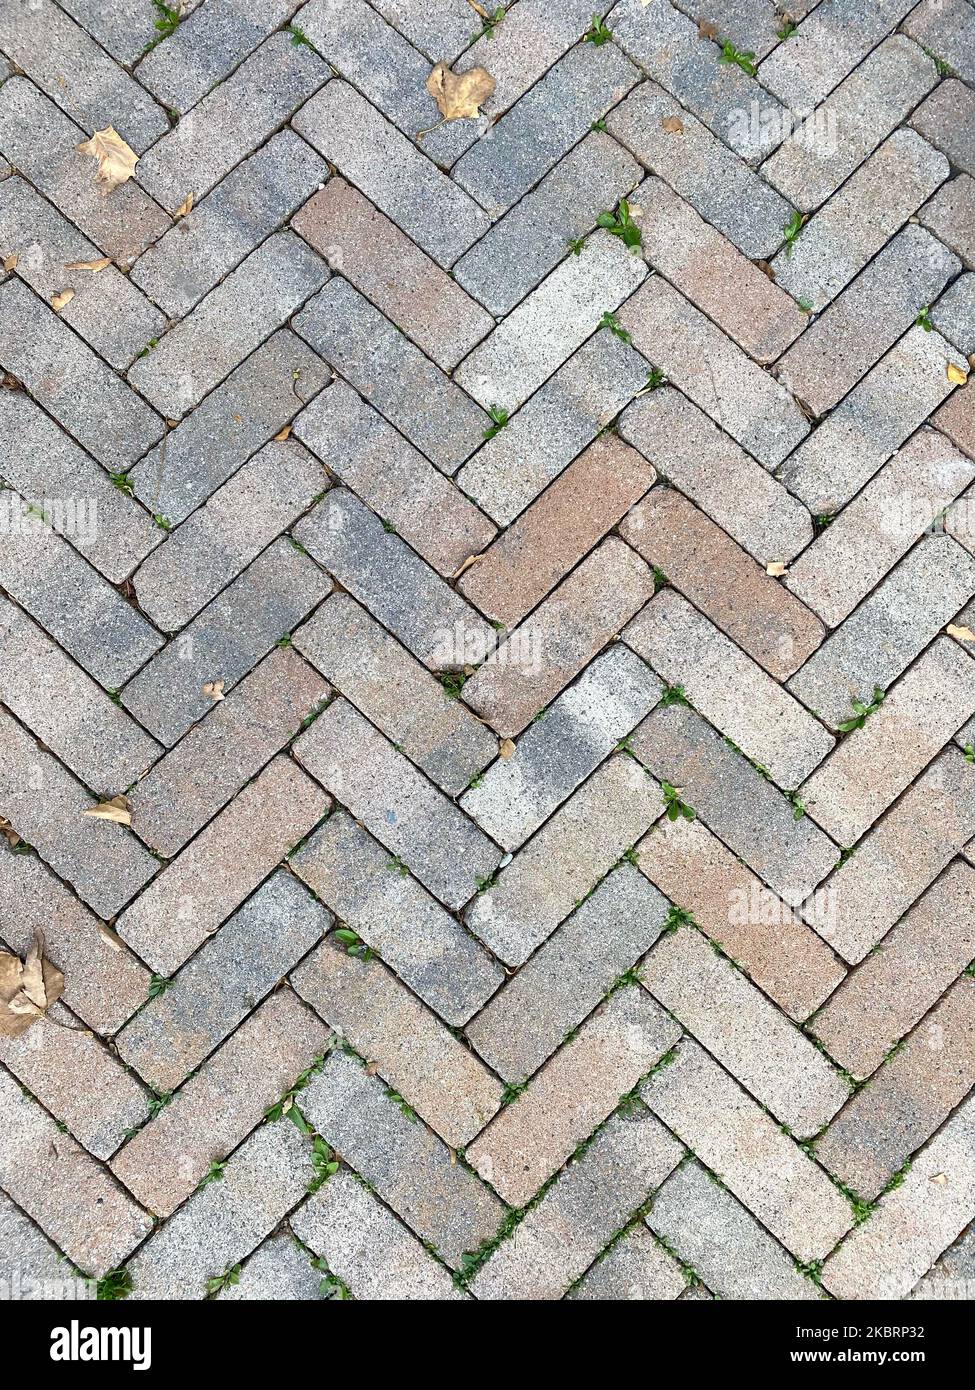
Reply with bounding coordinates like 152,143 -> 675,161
2,0 -> 973,1303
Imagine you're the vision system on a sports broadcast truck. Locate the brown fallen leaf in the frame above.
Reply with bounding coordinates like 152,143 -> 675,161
364,1061 -> 380,1076
0,931 -> 64,1038
65,256 -> 112,273
947,362 -> 968,386
755,259 -> 776,281
174,192 -> 194,218
203,680 -> 225,702
947,623 -> 975,643
766,561 -> 788,577
0,816 -> 20,849
426,63 -> 495,123
50,288 -> 75,312
661,114 -> 684,134
452,553 -> 481,579
76,126 -> 139,195
83,795 -> 132,826
3,253 -> 18,272
273,424 -> 292,442
698,18 -> 720,39
499,738 -> 516,760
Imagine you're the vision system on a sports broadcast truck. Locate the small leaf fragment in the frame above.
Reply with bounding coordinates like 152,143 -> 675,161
698,18 -> 719,38
766,561 -> 788,577
203,680 -> 226,701
661,114 -> 684,134
0,816 -> 21,849
76,126 -> 139,195
425,62 -> 495,123
499,738 -> 516,760
947,623 -> 975,642
174,192 -> 194,218
65,257 -> 112,273
930,1173 -> 948,1186
50,288 -> 75,312
273,424 -> 292,442
83,795 -> 132,825
947,362 -> 968,386
3,253 -> 18,271
452,553 -> 480,579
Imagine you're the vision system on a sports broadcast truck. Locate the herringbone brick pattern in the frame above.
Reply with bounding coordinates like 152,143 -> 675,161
1,0 -> 974,1303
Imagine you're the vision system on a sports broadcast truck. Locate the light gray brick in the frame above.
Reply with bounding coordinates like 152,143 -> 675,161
631,703 -> 839,905
776,225 -> 960,417
0,78 -> 171,265
643,927 -> 848,1136
293,698 -> 501,912
571,1223 -> 685,1301
58,0 -> 171,64
0,0 -> 169,151
130,129 -> 327,318
471,1108 -> 683,1300
0,278 -> 165,467
771,130 -> 949,311
0,1190 -> 93,1300
291,939 -> 505,1147
294,281 -> 490,474
903,0 -> 975,85
292,810 -> 503,1024
116,872 -> 330,1093
121,539 -> 331,747
133,441 -> 326,630
779,326 -> 968,513
130,329 -> 330,526
294,594 -> 498,797
220,1232 -> 324,1301
293,488 -> 496,669
465,754 -> 663,966
757,0 -> 917,112
910,78 -> 975,178
610,0 -> 788,162
785,427 -> 975,627
128,646 -> 329,856
368,0 -> 475,63
607,78 -> 795,258
620,275 -> 810,468
292,79 -> 490,267
453,132 -> 642,318
625,591 -> 835,789
126,1117 -> 312,1298
461,644 -> 662,851
0,176 -> 166,369
787,535 -> 975,730
136,33 -> 328,214
291,1170 -> 467,1300
933,271 -> 975,356
643,1039 -> 853,1263
457,332 -> 650,525
128,232 -> 328,417
920,173 -> 975,269
451,40 -> 640,216
763,36 -> 937,212
299,1051 -> 505,1266
136,0 -> 303,114
466,863 -> 671,1083
619,389 -> 814,563
0,596 -> 161,792
0,502 -> 164,689
647,1161 -> 820,1301
454,230 -> 647,413
0,1069 -> 152,1278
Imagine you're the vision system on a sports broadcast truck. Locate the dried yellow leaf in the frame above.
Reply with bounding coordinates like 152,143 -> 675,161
203,680 -> 225,702
661,114 -> 684,134
947,362 -> 968,386
766,561 -> 788,577
499,738 -> 516,760
426,63 -> 495,123
273,424 -> 292,442
50,288 -> 75,312
65,257 -> 112,272
0,931 -> 64,1038
76,126 -> 139,195
3,253 -> 18,271
947,623 -> 975,643
174,192 -> 194,218
83,795 -> 132,825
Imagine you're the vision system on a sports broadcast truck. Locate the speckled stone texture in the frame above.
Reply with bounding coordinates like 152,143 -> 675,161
2,0 -> 975,1305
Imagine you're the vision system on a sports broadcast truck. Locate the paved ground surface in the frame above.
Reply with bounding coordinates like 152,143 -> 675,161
0,0 -> 975,1304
